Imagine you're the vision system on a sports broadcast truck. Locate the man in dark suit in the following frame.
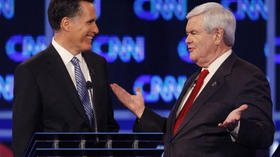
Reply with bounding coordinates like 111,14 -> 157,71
110,2 -> 275,157
12,0 -> 119,156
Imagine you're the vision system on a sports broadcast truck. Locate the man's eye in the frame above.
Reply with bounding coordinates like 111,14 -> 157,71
191,31 -> 197,35
87,20 -> 95,24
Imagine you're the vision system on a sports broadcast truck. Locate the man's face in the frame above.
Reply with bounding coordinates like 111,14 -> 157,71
185,14 -> 217,67
69,1 -> 99,53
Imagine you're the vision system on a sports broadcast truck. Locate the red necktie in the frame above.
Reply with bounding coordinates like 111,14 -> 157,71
173,69 -> 209,134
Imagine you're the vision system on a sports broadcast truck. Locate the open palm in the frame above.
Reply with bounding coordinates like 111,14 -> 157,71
110,83 -> 145,118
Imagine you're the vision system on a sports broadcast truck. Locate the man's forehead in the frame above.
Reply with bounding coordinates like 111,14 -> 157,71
77,2 -> 96,18
186,16 -> 203,30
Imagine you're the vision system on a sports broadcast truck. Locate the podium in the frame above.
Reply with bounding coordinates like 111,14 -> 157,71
25,132 -> 164,157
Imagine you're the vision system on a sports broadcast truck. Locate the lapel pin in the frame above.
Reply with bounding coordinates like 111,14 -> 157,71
211,81 -> 217,87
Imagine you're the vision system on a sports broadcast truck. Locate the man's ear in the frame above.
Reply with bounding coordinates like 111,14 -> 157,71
60,17 -> 72,32
214,27 -> 224,45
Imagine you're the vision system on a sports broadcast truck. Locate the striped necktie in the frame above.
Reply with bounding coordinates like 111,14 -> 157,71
71,57 -> 93,127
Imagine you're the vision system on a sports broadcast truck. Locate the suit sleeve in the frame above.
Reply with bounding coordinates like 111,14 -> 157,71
12,64 -> 42,157
133,108 -> 167,132
236,69 -> 275,148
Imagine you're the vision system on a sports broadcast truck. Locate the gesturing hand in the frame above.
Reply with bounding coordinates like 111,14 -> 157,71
218,104 -> 248,131
110,83 -> 145,118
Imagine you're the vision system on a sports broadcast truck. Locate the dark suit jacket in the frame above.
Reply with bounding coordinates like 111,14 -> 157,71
134,53 -> 275,157
12,44 -> 119,157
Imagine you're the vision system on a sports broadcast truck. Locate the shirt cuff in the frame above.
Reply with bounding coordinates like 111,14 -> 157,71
230,120 -> 240,142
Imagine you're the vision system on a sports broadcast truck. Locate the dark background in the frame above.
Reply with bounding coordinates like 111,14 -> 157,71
0,0 -> 279,156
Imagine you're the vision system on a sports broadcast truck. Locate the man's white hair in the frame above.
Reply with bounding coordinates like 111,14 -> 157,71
186,2 -> 236,47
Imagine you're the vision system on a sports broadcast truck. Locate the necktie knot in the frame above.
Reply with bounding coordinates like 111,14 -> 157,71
71,57 -> 79,66
196,69 -> 209,83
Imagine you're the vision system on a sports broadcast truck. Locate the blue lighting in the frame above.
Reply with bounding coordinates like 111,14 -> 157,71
264,37 -> 280,64
92,35 -> 145,63
221,0 -> 267,21
5,35 -> 47,62
0,110 -> 12,141
0,0 -> 14,19
0,75 -> 13,102
94,0 -> 101,18
133,0 -> 187,21
177,37 -> 194,63
133,75 -> 186,103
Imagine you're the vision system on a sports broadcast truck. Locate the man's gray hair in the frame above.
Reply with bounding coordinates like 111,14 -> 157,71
186,2 -> 236,47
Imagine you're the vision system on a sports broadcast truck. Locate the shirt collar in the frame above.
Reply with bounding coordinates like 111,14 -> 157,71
52,38 -> 83,64
203,49 -> 232,74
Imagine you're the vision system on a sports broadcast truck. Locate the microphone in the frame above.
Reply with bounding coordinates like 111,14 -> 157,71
86,81 -> 98,134
86,81 -> 99,143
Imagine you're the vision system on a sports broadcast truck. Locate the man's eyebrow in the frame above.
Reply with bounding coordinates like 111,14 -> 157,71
186,30 -> 193,34
187,29 -> 199,33
87,18 -> 96,23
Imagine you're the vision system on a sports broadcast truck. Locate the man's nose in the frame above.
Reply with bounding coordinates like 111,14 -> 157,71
185,36 -> 191,44
93,23 -> 99,34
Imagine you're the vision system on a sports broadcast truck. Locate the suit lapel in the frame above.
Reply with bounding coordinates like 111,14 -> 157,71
44,44 -> 89,122
168,70 -> 200,136
81,51 -> 98,121
82,51 -> 95,84
82,51 -> 103,129
173,53 -> 237,137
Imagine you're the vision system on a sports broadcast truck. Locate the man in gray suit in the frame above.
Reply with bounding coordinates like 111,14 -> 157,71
12,0 -> 119,156
111,2 -> 274,157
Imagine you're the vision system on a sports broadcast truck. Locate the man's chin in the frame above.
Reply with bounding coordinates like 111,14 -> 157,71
189,56 -> 196,62
82,45 -> 92,52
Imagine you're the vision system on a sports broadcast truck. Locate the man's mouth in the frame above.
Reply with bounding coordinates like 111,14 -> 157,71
188,47 -> 194,52
86,36 -> 93,40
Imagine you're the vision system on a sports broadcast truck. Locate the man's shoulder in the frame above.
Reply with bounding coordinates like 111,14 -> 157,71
234,56 -> 264,75
17,45 -> 54,70
83,51 -> 107,63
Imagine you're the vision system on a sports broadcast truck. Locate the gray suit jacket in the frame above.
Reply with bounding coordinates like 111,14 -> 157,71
134,53 -> 275,157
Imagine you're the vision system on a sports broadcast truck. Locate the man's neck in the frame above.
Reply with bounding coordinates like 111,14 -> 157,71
53,33 -> 80,56
199,45 -> 232,68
